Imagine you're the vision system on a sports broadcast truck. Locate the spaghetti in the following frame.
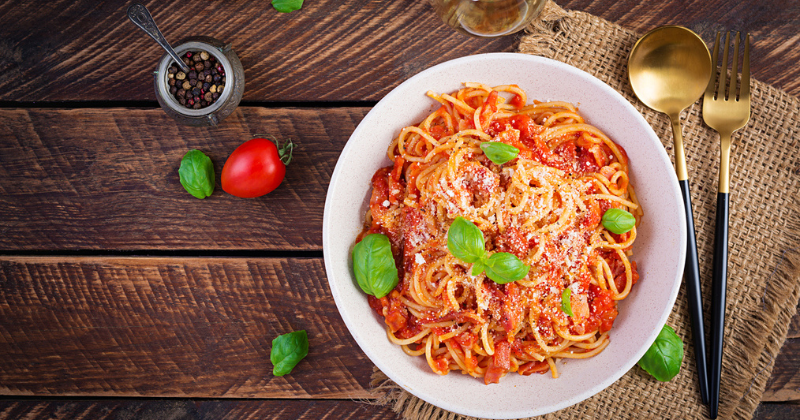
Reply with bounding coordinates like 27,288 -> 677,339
357,83 -> 642,384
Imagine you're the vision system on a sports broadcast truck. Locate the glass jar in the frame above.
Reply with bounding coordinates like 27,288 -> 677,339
154,36 -> 245,127
431,0 -> 546,37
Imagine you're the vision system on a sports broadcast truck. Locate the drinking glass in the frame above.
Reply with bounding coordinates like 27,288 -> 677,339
431,0 -> 546,37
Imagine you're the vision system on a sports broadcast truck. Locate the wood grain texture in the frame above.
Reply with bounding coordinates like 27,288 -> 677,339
762,338 -> 800,402
560,0 -> 800,97
0,399 -> 797,420
0,107 -> 365,251
1,0 -> 798,103
0,257 -> 376,398
754,402 -> 800,420
0,399 -> 398,420
0,0 -> 514,103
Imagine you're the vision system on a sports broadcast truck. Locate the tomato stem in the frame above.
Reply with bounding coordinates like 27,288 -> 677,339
252,135 -> 295,166
276,139 -> 294,165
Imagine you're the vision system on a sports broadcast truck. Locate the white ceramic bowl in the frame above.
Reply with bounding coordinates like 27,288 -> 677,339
323,53 -> 686,419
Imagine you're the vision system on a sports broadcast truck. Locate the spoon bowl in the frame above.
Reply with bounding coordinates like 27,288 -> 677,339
629,27 -> 712,116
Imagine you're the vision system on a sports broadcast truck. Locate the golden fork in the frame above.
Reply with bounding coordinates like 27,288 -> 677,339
702,31 -> 751,419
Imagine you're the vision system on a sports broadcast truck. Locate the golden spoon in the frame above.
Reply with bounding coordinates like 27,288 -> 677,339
628,25 -> 712,406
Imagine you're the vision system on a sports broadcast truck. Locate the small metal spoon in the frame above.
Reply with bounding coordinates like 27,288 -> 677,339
628,25 -> 712,406
127,3 -> 190,73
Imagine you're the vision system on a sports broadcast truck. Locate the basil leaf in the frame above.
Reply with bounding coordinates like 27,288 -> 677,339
178,150 -> 215,199
561,288 -> 574,317
483,252 -> 529,284
602,208 -> 636,234
480,142 -> 519,165
637,324 -> 684,381
270,330 -> 309,376
272,0 -> 304,13
471,260 -> 487,277
353,234 -> 399,298
447,217 -> 486,263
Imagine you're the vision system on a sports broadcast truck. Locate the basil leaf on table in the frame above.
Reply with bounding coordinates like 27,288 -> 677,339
352,233 -> 399,298
270,330 -> 309,376
601,208 -> 636,234
561,288 -> 574,317
178,150 -> 215,199
638,324 -> 684,381
272,0 -> 304,13
483,252 -> 529,284
480,142 -> 519,165
447,217 -> 486,263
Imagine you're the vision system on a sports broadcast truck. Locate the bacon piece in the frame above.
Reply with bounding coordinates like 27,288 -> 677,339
484,341 -> 511,385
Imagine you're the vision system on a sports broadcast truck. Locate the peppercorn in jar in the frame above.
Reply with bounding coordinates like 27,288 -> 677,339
166,50 -> 226,110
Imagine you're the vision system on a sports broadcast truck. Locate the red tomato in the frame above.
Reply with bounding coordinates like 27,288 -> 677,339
221,138 -> 293,198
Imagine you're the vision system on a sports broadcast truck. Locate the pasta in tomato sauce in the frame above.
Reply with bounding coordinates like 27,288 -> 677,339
357,83 -> 642,384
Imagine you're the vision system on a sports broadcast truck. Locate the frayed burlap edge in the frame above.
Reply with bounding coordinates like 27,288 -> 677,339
368,1 -> 800,419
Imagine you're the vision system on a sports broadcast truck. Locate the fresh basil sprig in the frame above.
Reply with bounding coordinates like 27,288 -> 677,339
270,330 -> 309,376
447,217 -> 529,284
561,288 -> 574,317
353,233 -> 399,298
272,0 -> 304,13
480,142 -> 519,165
637,324 -> 684,381
602,208 -> 636,234
178,150 -> 215,199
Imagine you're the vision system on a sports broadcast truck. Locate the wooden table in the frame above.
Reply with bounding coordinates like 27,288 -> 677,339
1,1 -> 798,418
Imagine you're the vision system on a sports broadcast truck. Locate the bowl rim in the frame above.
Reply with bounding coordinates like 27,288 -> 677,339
323,52 -> 687,418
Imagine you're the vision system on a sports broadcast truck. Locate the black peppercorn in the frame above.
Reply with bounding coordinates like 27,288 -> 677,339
168,49 -> 227,111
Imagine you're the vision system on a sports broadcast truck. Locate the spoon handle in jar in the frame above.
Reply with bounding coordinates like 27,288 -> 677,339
127,3 -> 190,73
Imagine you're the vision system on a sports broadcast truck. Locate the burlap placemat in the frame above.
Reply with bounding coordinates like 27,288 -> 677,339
369,1 -> 800,419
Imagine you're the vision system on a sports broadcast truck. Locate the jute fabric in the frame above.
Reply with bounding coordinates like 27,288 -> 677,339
370,1 -> 800,418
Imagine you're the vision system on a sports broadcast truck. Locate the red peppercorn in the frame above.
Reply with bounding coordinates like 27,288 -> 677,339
186,52 -> 192,57
188,99 -> 194,105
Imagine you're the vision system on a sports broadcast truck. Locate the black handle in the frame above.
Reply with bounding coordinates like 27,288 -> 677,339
679,180 -> 710,406
708,192 -> 730,419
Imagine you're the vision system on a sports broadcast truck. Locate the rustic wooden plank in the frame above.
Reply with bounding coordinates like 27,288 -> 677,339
0,0 -> 514,103
561,0 -> 800,97
0,257 -> 376,399
789,301 -> 800,339
2,0 -> 798,103
762,338 -> 800,402
0,107 -> 366,251
0,399 -> 398,420
754,402 -> 800,420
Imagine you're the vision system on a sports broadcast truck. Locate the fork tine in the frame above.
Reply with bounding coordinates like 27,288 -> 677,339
730,32 -> 740,100
720,32 -> 731,99
706,32 -> 721,98
741,33 -> 751,101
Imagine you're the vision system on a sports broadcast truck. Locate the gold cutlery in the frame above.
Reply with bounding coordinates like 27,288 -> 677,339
702,31 -> 751,419
628,26 -> 713,405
